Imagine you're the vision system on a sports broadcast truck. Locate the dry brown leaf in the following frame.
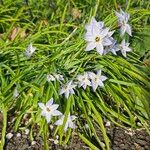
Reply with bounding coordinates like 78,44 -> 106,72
9,27 -> 27,41
71,8 -> 81,19
40,19 -> 48,26
144,60 -> 150,66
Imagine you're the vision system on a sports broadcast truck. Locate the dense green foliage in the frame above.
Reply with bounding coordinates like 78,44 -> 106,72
0,0 -> 150,149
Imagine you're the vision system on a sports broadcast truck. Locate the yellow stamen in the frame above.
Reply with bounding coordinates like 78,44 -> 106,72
95,36 -> 101,42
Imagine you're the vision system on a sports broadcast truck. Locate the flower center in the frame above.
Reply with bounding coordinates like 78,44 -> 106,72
95,36 -> 101,42
64,85 -> 68,90
82,77 -> 86,81
94,77 -> 98,81
46,107 -> 51,112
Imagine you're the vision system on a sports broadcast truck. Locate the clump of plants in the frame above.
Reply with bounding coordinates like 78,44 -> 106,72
0,1 -> 150,150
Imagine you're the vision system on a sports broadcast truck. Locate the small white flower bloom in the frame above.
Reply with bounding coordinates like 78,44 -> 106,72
77,72 -> 91,89
59,80 -> 76,99
38,98 -> 62,123
47,74 -> 64,82
53,74 -> 64,82
24,43 -> 36,58
88,70 -> 107,91
85,17 -> 104,33
55,114 -> 77,132
119,39 -> 131,57
115,9 -> 132,36
6,133 -> 13,139
47,74 -> 56,82
85,18 -> 113,55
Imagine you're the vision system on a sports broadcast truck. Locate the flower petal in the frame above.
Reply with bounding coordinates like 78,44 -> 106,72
92,83 -> 98,91
97,70 -> 102,76
68,121 -> 75,129
46,114 -> 52,123
96,44 -> 104,55
38,103 -> 45,110
98,80 -> 104,87
102,38 -> 112,46
55,118 -> 63,125
65,91 -> 70,99
41,110 -> 46,116
88,72 -> 95,79
100,76 -> 107,81
84,34 -> 94,42
121,50 -> 127,57
125,24 -> 132,36
50,104 -> 59,111
46,98 -> 53,107
100,28 -> 109,38
64,123 -> 69,132
52,110 -> 62,116
120,26 -> 126,36
85,42 -> 96,51
70,115 -> 77,120
59,88 -> 66,95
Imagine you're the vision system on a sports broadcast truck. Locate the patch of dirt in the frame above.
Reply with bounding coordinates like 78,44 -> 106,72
109,127 -> 150,150
4,132 -> 87,150
4,126 -> 150,150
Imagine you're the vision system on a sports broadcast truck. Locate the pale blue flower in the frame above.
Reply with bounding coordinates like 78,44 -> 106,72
47,74 -> 55,82
77,72 -> 91,89
88,70 -> 107,91
85,17 -> 104,33
54,74 -> 64,82
47,74 -> 64,82
119,39 -> 131,57
59,81 -> 76,99
24,43 -> 36,58
55,113 -> 77,132
38,98 -> 62,123
115,9 -> 132,36
84,17 -> 113,55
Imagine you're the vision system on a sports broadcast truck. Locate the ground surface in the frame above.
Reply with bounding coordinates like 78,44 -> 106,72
4,126 -> 150,150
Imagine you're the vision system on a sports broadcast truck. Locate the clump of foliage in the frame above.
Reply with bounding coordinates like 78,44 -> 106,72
0,0 -> 150,150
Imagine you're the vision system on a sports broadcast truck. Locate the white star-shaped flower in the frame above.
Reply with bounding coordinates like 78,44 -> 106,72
84,17 -> 113,55
115,9 -> 132,36
38,98 -> 62,123
53,74 -> 64,82
55,113 -> 77,132
85,17 -> 104,33
47,74 -> 64,82
76,72 -> 91,89
88,70 -> 107,91
24,43 -> 36,58
47,74 -> 55,82
119,39 -> 131,57
59,81 -> 76,99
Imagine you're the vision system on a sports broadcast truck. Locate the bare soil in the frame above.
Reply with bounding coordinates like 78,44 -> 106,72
3,126 -> 150,150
